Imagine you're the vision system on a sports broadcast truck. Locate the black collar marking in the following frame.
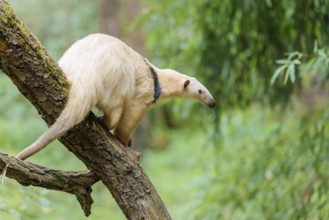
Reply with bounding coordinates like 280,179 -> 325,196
143,58 -> 162,103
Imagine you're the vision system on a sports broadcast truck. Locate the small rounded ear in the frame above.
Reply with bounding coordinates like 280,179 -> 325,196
183,80 -> 190,89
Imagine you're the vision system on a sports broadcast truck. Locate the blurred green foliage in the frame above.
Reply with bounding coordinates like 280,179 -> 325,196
143,0 -> 329,108
141,0 -> 329,219
193,107 -> 329,219
272,46 -> 329,86
0,0 -> 329,220
9,0 -> 98,59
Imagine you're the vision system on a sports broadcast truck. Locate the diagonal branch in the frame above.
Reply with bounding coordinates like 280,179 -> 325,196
0,152 -> 99,216
0,0 -> 171,219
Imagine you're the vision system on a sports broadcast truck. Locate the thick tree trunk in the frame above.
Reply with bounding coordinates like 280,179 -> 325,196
0,0 -> 171,219
97,0 -> 146,55
98,0 -> 121,37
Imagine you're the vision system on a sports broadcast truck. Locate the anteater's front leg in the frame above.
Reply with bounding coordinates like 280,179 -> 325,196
114,102 -> 148,147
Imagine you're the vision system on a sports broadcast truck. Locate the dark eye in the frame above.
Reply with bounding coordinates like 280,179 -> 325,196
198,89 -> 202,94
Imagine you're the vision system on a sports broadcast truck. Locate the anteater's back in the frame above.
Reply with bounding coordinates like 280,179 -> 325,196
58,33 -> 137,112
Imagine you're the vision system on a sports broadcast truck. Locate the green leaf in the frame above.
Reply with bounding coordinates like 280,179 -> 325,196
289,64 -> 296,83
271,65 -> 287,84
313,40 -> 318,53
288,51 -> 299,60
265,0 -> 272,7
293,59 -> 301,65
276,59 -> 290,64
287,51 -> 302,60
284,67 -> 290,84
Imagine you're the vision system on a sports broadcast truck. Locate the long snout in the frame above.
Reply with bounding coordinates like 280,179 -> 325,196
202,95 -> 216,109
208,101 -> 216,108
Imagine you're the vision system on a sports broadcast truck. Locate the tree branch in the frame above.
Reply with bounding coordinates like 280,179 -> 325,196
0,152 -> 99,216
0,0 -> 171,219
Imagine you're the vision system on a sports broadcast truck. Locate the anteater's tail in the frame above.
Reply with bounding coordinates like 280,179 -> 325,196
16,88 -> 93,160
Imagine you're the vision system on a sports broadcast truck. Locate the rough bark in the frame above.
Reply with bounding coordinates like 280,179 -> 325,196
0,1 -> 171,219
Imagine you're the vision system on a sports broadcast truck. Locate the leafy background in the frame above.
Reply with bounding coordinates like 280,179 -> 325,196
0,0 -> 328,219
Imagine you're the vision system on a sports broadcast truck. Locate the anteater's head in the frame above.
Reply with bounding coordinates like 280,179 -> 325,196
160,69 -> 216,108
181,77 -> 216,109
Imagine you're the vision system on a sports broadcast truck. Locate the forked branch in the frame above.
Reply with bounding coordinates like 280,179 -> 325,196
0,152 -> 99,216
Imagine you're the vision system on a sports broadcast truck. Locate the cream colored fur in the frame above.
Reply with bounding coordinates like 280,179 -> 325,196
15,33 -> 215,161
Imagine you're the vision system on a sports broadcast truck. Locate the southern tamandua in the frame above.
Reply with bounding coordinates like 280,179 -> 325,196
14,33 -> 216,161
